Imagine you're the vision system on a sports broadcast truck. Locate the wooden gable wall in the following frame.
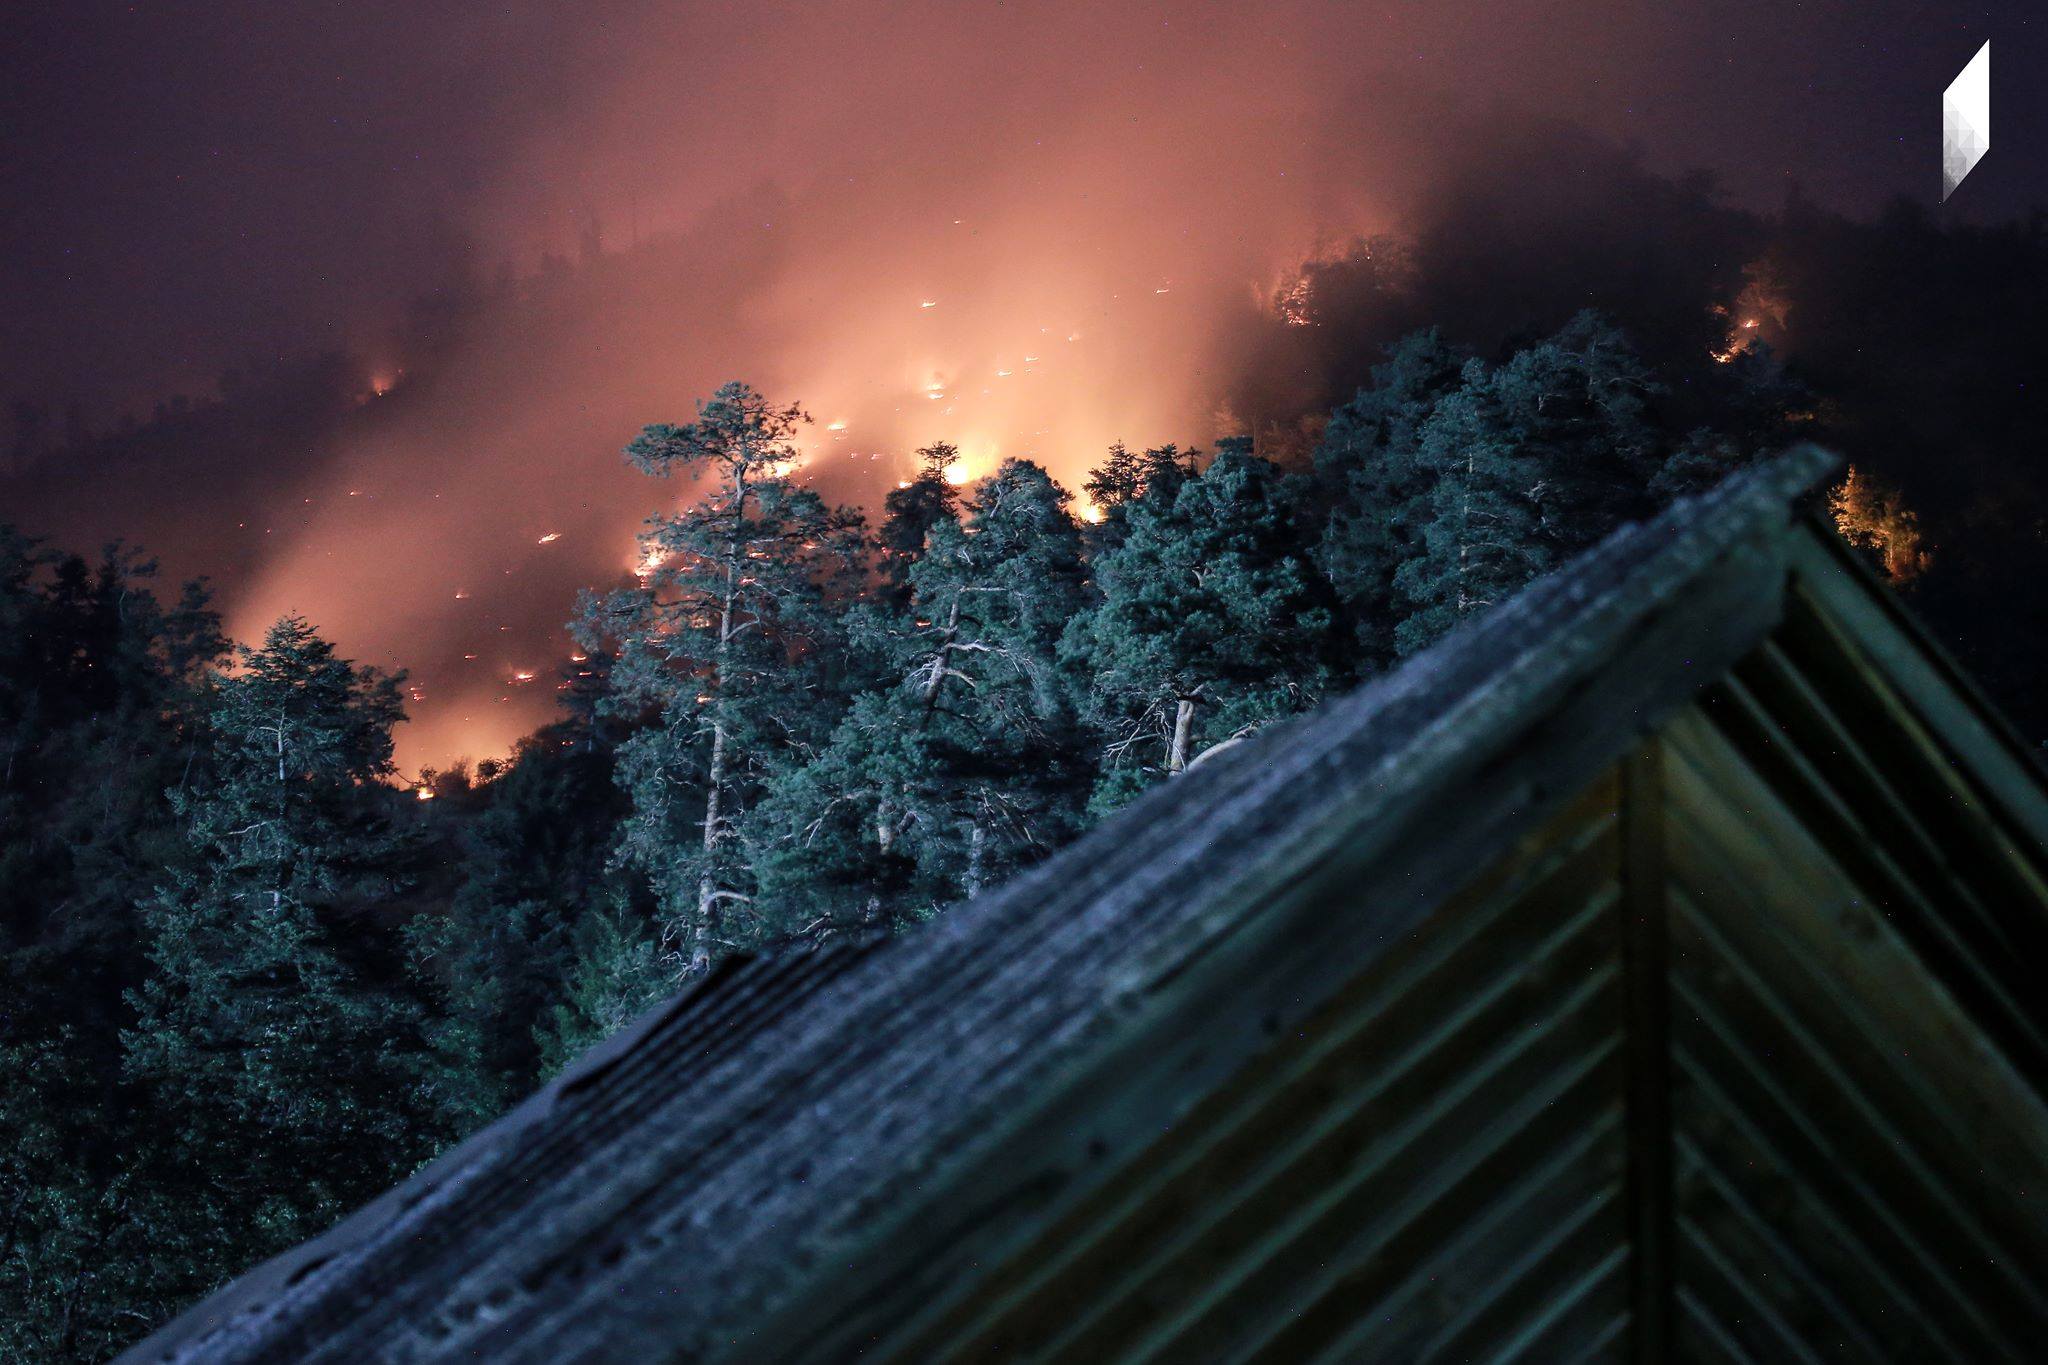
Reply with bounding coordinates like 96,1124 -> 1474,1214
810,527 -> 2048,1365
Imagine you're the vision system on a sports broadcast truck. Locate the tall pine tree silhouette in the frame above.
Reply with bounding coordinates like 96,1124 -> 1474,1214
586,383 -> 865,973
123,615 -> 424,1311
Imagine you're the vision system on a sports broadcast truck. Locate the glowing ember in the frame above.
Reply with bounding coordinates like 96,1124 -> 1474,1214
919,300 -> 938,309
510,670 -> 536,683
537,532 -> 561,544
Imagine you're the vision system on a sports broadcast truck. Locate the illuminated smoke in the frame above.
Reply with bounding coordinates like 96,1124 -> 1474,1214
201,2 -> 1784,770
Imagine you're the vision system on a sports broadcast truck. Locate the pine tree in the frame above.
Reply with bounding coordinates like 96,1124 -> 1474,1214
1083,440 -> 1146,514
753,459 -> 1092,929
408,709 -> 629,1133
0,536 -> 227,1359
586,383 -> 865,973
877,441 -> 962,607
1311,328 -> 1468,665
1494,310 -> 1666,557
1068,443 -> 1341,811
0,1024 -> 156,1361
898,459 -> 1095,896
121,614 -> 426,1314
1392,315 -> 1667,655
1081,441 -> 1194,554
748,690 -> 948,936
535,903 -> 671,1079
1390,360 -> 1550,654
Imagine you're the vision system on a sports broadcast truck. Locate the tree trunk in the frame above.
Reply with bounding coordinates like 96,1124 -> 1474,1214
921,597 -> 962,709
1457,448 -> 1474,616
691,721 -> 726,973
865,797 -> 895,927
1167,696 -> 1197,774
692,485 -> 744,974
964,821 -> 987,901
273,714 -> 286,915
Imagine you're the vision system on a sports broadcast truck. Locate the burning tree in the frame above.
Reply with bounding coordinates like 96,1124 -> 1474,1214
1830,464 -> 1932,584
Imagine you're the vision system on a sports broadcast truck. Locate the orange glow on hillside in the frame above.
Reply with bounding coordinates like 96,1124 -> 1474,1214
215,4 -> 1429,771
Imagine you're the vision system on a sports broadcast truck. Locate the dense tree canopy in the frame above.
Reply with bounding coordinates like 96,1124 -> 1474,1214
122,616 -> 428,1318
1070,441 -> 1341,809
0,297 -> 1935,1358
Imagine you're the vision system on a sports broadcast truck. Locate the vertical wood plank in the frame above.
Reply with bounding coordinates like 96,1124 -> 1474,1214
1620,743 -> 1674,1363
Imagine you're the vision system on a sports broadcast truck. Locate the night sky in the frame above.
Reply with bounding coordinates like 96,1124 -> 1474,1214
3,1 -> 2041,769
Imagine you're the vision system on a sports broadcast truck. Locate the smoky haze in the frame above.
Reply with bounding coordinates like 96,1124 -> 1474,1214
3,2 -> 2026,769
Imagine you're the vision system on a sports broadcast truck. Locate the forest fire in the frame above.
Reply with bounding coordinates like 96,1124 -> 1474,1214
5,5 -> 2016,788
13,5 -> 2048,1357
